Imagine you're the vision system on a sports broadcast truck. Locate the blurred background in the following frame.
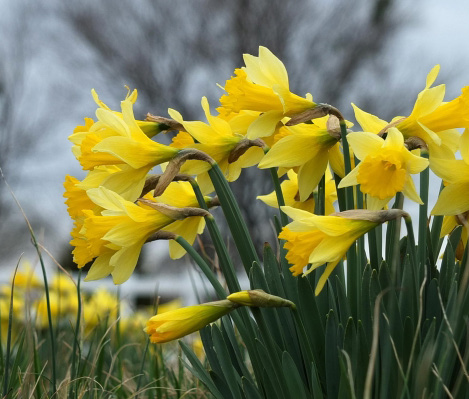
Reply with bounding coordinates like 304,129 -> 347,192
1,0 -> 468,303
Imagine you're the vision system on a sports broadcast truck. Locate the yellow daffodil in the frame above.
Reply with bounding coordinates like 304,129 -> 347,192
258,168 -> 337,214
440,213 -> 469,260
73,182 -> 209,284
279,207 -> 406,295
258,116 -> 345,201
431,131 -> 469,215
168,97 -> 264,182
352,66 -> 467,159
153,180 -> 209,259
145,299 -> 236,343
218,46 -> 316,140
82,288 -> 119,332
338,128 -> 429,210
73,91 -> 179,187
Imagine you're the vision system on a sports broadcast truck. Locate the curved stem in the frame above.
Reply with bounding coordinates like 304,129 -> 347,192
175,236 -> 227,299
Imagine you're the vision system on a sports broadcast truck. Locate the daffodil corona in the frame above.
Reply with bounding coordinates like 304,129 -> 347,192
339,128 -> 429,210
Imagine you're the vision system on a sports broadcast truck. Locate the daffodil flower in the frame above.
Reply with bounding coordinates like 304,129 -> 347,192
72,184 -> 209,284
145,300 -> 237,343
258,116 -> 344,201
168,97 -> 265,183
72,91 -> 180,196
431,129 -> 469,215
352,66 -> 468,159
338,128 -> 429,210
219,46 -> 316,140
258,168 -> 337,214
279,207 -> 406,295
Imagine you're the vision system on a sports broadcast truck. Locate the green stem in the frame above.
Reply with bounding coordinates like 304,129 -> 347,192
404,216 -> 418,268
70,269 -> 82,399
136,338 -> 150,398
390,193 -> 404,285
37,248 -> 57,394
175,235 -> 227,299
269,168 -> 289,226
340,120 -> 354,210
2,265 -> 18,398
190,180 -> 241,293
418,154 -> 429,275
208,162 -> 259,273
316,174 -> 326,216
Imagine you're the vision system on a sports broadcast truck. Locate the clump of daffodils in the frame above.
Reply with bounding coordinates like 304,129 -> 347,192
64,45 -> 469,349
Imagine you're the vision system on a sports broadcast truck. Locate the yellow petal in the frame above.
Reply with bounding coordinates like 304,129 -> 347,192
366,195 -> 391,211
258,46 -> 289,88
461,128 -> 469,164
383,127 -> 404,149
314,260 -> 341,296
246,110 -> 283,139
85,252 -> 114,281
259,134 -> 320,168
402,175 -> 423,205
86,186 -> 127,213
426,65 -> 440,88
346,131 -> 383,160
351,103 -> 387,133
410,84 -> 445,120
430,158 -> 469,183
111,244 -> 144,284
432,182 -> 469,215
337,166 -> 359,189
297,153 -> 328,201
95,108 -> 130,137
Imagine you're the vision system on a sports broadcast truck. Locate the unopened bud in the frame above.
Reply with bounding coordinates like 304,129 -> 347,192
227,289 -> 296,309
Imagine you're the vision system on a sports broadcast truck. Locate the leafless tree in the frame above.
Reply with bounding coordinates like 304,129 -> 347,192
0,0 -> 408,270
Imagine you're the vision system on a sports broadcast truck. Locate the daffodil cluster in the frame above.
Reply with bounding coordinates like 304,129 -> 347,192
65,45 -> 469,297
0,265 -> 124,336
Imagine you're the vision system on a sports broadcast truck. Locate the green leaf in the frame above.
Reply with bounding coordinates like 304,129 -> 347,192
325,310 -> 340,399
282,351 -> 309,399
311,362 -> 325,399
180,341 -> 224,399
241,376 -> 263,399
211,325 -> 242,399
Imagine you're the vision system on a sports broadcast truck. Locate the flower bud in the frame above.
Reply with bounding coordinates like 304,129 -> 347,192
227,290 -> 296,309
145,299 -> 237,343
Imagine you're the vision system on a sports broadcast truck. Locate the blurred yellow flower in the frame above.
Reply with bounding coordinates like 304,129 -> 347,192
145,300 -> 236,343
219,46 -> 316,139
339,128 -> 428,210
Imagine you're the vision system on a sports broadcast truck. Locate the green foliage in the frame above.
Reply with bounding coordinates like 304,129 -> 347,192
178,158 -> 469,399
